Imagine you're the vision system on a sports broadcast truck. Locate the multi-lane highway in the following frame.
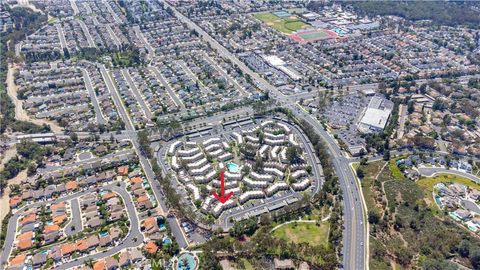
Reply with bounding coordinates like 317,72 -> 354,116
164,3 -> 367,269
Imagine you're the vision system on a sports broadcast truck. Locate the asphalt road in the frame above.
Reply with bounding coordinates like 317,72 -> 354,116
164,4 -> 367,269
0,182 -> 142,269
148,66 -> 185,110
55,23 -> 67,50
133,26 -> 155,61
417,167 -> 480,184
51,182 -> 143,270
100,64 -> 189,249
121,68 -> 153,119
78,19 -> 96,48
64,198 -> 82,236
69,0 -> 79,15
82,68 -> 106,124
105,1 -> 122,24
106,24 -> 121,48
38,149 -> 134,173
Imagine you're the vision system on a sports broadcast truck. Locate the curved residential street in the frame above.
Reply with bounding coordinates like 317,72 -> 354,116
0,182 -> 144,269
417,167 -> 480,184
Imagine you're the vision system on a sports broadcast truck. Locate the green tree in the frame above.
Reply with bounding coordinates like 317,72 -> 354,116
356,168 -> 365,179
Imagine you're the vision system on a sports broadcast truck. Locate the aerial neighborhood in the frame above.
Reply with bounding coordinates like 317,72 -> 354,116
1,0 -> 480,270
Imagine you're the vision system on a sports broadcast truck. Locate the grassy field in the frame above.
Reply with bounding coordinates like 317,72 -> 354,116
253,12 -> 310,34
417,173 -> 480,192
273,221 -> 329,247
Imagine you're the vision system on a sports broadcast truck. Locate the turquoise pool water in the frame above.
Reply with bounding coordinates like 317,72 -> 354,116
226,162 -> 239,173
435,196 -> 441,206
177,253 -> 197,270
163,237 -> 172,245
159,224 -> 166,231
99,231 -> 109,237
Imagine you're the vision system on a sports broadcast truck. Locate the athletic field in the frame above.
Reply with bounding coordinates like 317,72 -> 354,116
290,29 -> 338,43
253,12 -> 310,34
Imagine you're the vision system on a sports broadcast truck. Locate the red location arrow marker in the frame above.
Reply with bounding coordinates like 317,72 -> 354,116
212,170 -> 233,204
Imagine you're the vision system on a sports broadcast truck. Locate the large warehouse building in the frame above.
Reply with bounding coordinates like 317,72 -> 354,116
357,95 -> 394,133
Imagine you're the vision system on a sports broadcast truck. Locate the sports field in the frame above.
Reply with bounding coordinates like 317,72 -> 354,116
290,29 -> 338,43
253,12 -> 310,34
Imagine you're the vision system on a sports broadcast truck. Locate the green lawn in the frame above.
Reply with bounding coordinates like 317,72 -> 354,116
417,173 -> 480,192
48,16 -> 58,25
273,221 -> 329,247
239,259 -> 254,270
253,12 -> 310,34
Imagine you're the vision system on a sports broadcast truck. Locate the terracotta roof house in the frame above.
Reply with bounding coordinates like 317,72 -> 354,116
53,214 -> 67,225
43,224 -> 60,234
51,202 -> 66,211
137,195 -> 153,210
16,239 -> 33,250
93,260 -> 106,270
142,217 -> 159,234
20,213 -> 36,226
117,166 -> 129,176
9,196 -> 22,208
9,255 -> 26,267
66,180 -> 78,191
144,241 -> 158,254
76,239 -> 89,252
102,192 -> 117,201
61,243 -> 77,256
17,231 -> 33,242
131,182 -> 142,191
130,177 -> 143,185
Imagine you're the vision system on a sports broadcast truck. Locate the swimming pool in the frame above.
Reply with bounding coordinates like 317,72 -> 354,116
99,231 -> 109,237
163,237 -> 172,246
434,196 -> 442,206
176,253 -> 197,270
226,162 -> 239,173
